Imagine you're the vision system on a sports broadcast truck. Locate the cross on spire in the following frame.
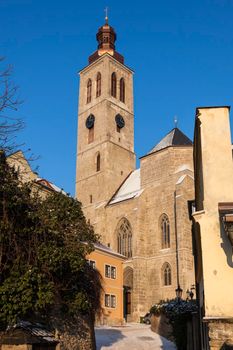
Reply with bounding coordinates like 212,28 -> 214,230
174,115 -> 178,128
104,6 -> 109,24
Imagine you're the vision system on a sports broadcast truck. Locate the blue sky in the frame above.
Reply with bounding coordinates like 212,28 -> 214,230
1,0 -> 233,195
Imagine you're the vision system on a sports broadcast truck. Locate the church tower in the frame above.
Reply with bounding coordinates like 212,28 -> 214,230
75,17 -> 136,221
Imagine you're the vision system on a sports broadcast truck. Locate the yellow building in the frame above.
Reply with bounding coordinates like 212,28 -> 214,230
7,150 -> 65,197
87,243 -> 126,325
193,106 -> 233,349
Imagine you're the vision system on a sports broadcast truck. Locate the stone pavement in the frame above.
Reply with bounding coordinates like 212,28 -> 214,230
95,323 -> 176,350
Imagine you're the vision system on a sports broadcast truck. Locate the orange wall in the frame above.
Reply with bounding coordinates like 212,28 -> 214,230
87,249 -> 124,325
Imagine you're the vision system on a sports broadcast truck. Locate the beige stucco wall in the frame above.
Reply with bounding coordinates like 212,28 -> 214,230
6,151 -> 52,199
7,151 -> 37,183
193,106 -> 233,318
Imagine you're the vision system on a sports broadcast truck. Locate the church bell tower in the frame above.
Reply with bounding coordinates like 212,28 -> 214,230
75,17 -> 135,220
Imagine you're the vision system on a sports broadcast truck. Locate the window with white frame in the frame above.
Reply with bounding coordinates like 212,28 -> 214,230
105,264 -> 111,278
105,264 -> 116,279
105,294 -> 116,308
105,294 -> 110,307
88,260 -> 96,269
111,266 -> 116,279
111,295 -> 116,308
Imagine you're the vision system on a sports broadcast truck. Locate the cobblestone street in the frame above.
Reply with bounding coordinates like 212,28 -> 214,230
95,323 -> 176,350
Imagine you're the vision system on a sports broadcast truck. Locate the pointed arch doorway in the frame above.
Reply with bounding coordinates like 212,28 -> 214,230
123,266 -> 133,322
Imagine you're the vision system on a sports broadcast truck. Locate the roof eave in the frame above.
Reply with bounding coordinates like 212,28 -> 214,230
140,144 -> 193,159
78,52 -> 134,75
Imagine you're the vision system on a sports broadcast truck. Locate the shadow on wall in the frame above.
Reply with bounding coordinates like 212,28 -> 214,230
220,343 -> 233,350
95,328 -> 126,349
220,222 -> 233,268
151,314 -> 173,341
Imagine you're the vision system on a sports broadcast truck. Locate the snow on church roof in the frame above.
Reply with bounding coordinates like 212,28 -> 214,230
36,178 -> 67,195
109,169 -> 143,205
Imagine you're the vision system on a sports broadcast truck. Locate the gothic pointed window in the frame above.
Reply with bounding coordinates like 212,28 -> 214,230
116,218 -> 132,258
162,263 -> 172,286
111,72 -> 117,98
87,79 -> 92,103
160,214 -> 170,249
96,72 -> 101,97
120,78 -> 125,103
96,153 -> 100,172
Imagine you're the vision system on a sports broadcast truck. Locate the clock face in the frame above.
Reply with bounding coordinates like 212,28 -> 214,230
115,114 -> 125,129
86,114 -> 95,129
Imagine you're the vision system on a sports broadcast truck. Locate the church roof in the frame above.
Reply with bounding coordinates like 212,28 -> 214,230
108,169 -> 143,205
147,128 -> 193,156
35,178 -> 67,195
94,242 -> 126,259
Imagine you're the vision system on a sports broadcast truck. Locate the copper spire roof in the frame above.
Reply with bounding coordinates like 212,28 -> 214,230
88,18 -> 124,65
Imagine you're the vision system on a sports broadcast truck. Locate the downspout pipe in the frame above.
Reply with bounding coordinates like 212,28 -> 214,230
174,190 -> 181,290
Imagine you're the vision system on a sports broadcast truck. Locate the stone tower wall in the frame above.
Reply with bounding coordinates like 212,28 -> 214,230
76,55 -> 136,214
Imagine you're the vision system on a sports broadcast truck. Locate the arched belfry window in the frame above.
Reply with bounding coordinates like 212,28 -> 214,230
160,214 -> 170,249
96,153 -> 100,172
116,218 -> 132,258
162,263 -> 172,286
87,79 -> 92,103
120,78 -> 125,103
111,72 -> 117,98
96,72 -> 101,97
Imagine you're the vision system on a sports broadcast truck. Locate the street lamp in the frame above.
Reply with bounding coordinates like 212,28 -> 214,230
186,288 -> 194,301
175,285 -> 183,300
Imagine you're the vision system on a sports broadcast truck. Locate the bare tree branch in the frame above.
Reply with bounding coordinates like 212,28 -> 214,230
0,57 -> 24,154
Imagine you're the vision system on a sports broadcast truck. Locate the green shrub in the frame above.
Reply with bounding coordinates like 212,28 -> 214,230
150,299 -> 197,350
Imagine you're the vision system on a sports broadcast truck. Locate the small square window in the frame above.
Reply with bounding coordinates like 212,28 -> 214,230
111,266 -> 116,279
105,294 -> 110,307
89,260 -> 96,269
111,295 -> 116,308
105,265 -> 111,278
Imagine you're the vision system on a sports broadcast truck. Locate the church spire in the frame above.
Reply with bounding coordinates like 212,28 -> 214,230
96,18 -> 116,52
88,15 -> 124,65
104,6 -> 108,24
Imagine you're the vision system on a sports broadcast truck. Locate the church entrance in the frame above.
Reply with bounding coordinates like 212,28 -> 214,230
123,267 -> 133,322
123,286 -> 132,319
